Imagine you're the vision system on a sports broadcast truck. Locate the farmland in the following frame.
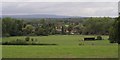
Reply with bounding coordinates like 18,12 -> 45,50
2,35 -> 118,58
1,2 -> 120,59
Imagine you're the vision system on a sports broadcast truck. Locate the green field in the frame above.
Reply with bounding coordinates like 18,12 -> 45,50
2,35 -> 118,58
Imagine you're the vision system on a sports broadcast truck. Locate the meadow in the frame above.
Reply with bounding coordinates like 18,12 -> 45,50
2,35 -> 118,58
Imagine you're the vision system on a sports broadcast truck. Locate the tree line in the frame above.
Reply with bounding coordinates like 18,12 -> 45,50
109,16 -> 120,44
2,17 -> 115,37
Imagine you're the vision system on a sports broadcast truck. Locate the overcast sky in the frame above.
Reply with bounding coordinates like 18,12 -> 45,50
1,0 -> 119,2
1,2 -> 119,17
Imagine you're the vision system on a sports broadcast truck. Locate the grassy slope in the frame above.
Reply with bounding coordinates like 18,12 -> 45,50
2,35 -> 118,58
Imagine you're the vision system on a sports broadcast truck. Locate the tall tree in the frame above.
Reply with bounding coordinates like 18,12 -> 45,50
22,25 -> 34,35
109,16 -> 120,43
2,17 -> 23,36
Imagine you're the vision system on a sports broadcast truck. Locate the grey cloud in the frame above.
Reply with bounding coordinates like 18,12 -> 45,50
2,0 -> 119,2
0,3 -> 2,15
2,2 -> 118,17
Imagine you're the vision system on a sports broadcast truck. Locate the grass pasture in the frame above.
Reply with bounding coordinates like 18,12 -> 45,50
2,35 -> 118,58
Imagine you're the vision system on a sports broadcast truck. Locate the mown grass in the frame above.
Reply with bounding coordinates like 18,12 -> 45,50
2,35 -> 118,58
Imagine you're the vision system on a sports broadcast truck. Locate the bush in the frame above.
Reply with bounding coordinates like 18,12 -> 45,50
14,39 -> 27,45
96,36 -> 102,40
2,39 -> 27,45
109,40 -> 117,43
79,43 -> 84,45
3,33 -> 10,37
110,40 -> 116,43
25,36 -> 30,41
28,33 -> 36,36
2,41 -> 9,45
31,38 -> 34,41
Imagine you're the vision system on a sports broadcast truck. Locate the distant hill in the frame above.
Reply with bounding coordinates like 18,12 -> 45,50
1,14 -> 83,18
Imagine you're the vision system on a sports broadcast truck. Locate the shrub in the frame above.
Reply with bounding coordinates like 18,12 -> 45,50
14,39 -> 27,45
110,41 -> 114,43
96,36 -> 102,40
25,36 -> 30,41
3,33 -> 10,37
2,41 -> 9,45
2,39 -> 27,45
109,40 -> 116,43
79,43 -> 84,45
31,38 -> 34,41
28,33 -> 36,36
